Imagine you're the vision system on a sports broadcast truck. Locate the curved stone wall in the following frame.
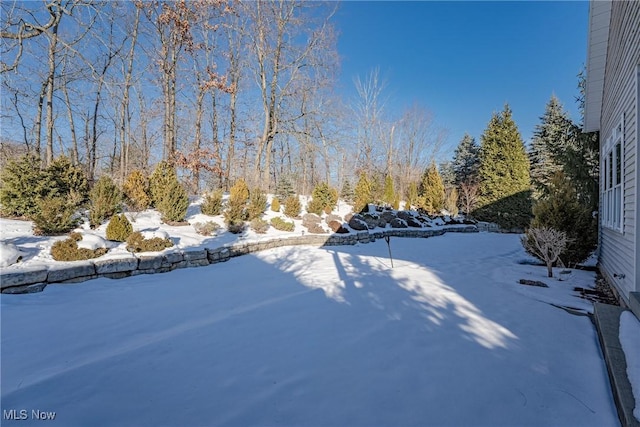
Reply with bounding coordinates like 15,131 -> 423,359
0,225 -> 478,294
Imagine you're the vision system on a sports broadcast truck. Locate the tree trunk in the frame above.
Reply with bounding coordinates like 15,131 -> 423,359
45,20 -> 59,166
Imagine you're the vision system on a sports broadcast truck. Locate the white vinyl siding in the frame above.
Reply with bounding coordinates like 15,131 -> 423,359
597,0 -> 639,301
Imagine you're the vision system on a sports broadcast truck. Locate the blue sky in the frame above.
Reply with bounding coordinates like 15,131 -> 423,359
334,1 -> 589,158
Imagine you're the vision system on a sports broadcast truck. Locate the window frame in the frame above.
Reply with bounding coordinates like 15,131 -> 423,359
602,114 -> 624,232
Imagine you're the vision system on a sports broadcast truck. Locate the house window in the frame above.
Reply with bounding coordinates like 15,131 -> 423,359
603,114 -> 624,232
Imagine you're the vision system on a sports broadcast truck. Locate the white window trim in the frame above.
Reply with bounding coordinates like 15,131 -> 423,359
603,113 -> 624,233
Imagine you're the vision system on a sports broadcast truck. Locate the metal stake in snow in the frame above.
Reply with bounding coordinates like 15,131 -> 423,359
384,235 -> 394,268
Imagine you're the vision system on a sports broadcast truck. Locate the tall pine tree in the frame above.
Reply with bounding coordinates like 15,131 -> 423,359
475,105 -> 532,229
452,133 -> 480,186
529,95 -> 572,197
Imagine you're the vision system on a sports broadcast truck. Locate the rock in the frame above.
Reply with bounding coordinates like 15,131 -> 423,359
348,215 -> 368,231
1,283 -> 47,294
47,262 -> 96,283
304,223 -> 327,234
390,218 -> 408,228
380,211 -> 397,223
406,217 -> 423,227
94,256 -> 138,274
182,249 -> 207,261
137,255 -> 164,270
344,212 -> 354,222
328,220 -> 349,233
325,214 -> 342,225
0,267 -> 48,290
362,213 -> 385,229
302,213 -> 321,225
519,279 -> 549,288
397,211 -> 414,222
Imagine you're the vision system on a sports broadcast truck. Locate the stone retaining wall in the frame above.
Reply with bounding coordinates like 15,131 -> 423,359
1,225 -> 478,294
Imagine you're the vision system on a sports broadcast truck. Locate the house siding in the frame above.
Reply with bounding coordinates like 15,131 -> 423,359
599,0 -> 640,303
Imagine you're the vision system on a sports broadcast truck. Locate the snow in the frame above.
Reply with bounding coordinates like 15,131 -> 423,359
75,233 -> 107,251
620,310 -> 640,421
0,242 -> 26,267
1,233 -> 618,426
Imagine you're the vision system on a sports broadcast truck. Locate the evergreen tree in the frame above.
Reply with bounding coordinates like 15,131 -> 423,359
417,162 -> 445,215
405,182 -> 418,209
275,175 -> 295,199
382,175 -> 395,205
438,161 -> 456,189
149,161 -> 178,208
529,95 -> 571,197
0,154 -> 45,217
452,133 -> 480,186
353,172 -> 373,213
531,172 -> 597,266
340,179 -> 354,204
475,105 -> 532,229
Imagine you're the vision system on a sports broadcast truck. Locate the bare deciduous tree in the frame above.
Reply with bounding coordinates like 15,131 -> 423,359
521,227 -> 569,277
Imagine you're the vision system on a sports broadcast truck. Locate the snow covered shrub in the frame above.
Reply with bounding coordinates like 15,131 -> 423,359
271,197 -> 281,212
308,182 -> 338,215
250,218 -> 269,234
247,189 -> 267,220
126,231 -> 173,253
521,227 -> 569,277
271,217 -> 295,232
89,176 -> 121,228
123,170 -> 151,211
530,172 -> 596,266
106,214 -> 133,242
353,173 -> 374,213
157,179 -> 189,223
51,235 -> 108,261
32,195 -> 79,235
149,161 -> 178,208
224,180 -> 250,226
284,195 -> 301,218
201,189 -> 223,216
193,221 -> 220,236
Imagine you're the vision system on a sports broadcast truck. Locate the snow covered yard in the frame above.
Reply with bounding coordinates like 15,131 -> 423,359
1,233 -> 619,426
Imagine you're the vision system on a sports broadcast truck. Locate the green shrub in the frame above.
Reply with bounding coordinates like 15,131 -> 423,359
106,214 -> 133,242
126,231 -> 173,253
89,176 -> 121,228
0,154 -> 43,217
157,179 -> 189,223
309,182 -> 338,215
247,189 -> 267,220
392,196 -> 400,211
284,195 -> 301,218
32,195 -> 79,235
405,182 -> 418,210
224,179 -> 249,226
271,216 -> 295,232
354,173 -> 373,213
530,172 -> 596,266
193,221 -> 220,236
271,197 -> 281,212
250,217 -> 269,234
51,235 -> 108,261
201,189 -> 223,216
382,175 -> 395,205
417,163 -> 445,215
306,197 -> 324,215
123,170 -> 151,211
42,156 -> 89,202
149,161 -> 178,207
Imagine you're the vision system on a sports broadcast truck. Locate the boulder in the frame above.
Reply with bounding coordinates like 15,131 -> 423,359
380,211 -> 397,224
47,262 -> 96,283
406,217 -> 423,227
0,267 -> 48,290
304,222 -> 327,234
348,215 -> 368,231
94,256 -> 138,275
325,214 -> 342,225
328,220 -> 349,234
390,218 -> 408,228
302,213 -> 321,226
